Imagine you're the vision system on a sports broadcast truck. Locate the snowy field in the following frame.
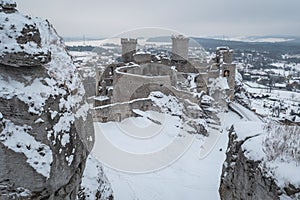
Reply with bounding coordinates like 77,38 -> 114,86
271,62 -> 300,72
243,82 -> 300,120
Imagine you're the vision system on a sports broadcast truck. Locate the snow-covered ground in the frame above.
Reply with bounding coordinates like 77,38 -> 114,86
242,82 -> 300,120
90,109 -> 242,200
87,88 -> 298,200
270,62 -> 300,72
66,37 -> 300,199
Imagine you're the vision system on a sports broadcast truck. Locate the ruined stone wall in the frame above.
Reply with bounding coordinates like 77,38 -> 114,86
194,62 -> 210,73
208,70 -> 220,80
222,64 -> 236,98
125,63 -> 172,76
93,99 -> 160,122
130,84 -> 174,100
195,73 -> 208,93
222,50 -> 234,64
170,87 -> 197,103
99,63 -> 125,86
112,65 -> 172,103
134,53 -> 151,64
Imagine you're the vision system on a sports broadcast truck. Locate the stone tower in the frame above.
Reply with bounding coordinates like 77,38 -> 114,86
215,47 -> 236,99
216,47 -> 234,64
121,38 -> 137,63
171,35 -> 189,62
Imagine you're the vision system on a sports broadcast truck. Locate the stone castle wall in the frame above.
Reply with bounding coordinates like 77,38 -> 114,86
134,53 -> 151,64
93,98 -> 160,122
222,64 -> 236,98
171,87 -> 199,104
112,63 -> 173,103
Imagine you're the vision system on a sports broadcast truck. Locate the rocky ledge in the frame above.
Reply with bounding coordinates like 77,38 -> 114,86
0,0 -> 51,67
0,1 -> 112,199
219,125 -> 300,200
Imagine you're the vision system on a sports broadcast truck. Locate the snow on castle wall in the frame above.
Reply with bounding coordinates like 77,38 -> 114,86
112,63 -> 173,103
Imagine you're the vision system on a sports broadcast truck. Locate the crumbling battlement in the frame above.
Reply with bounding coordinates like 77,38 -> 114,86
121,38 -> 137,63
93,98 -> 159,122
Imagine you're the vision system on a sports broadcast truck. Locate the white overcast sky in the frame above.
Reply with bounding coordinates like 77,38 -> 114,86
15,0 -> 300,38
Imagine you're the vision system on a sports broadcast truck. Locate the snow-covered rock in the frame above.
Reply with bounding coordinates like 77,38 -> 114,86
0,3 -> 51,66
220,123 -> 300,200
0,0 -> 17,13
78,155 -> 113,200
219,127 -> 281,200
0,3 -> 109,200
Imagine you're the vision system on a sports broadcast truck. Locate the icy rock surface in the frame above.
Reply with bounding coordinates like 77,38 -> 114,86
220,123 -> 300,200
0,4 -> 110,200
0,2 -> 51,66
219,127 -> 280,200
78,155 -> 113,200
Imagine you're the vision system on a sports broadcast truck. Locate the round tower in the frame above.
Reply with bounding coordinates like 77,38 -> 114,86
171,35 -> 189,62
215,47 -> 236,99
121,38 -> 137,63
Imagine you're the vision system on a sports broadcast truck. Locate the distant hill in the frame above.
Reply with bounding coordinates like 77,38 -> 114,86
146,36 -> 171,43
192,37 -> 300,53
146,36 -> 300,55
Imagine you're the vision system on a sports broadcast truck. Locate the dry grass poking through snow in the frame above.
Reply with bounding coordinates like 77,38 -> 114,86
263,123 -> 300,165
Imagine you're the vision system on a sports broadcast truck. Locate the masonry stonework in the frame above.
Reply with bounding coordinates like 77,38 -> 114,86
172,35 -> 189,62
94,36 -> 236,122
121,38 -> 137,63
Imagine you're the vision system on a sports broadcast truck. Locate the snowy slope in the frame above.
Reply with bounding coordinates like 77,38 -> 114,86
91,107 -> 241,199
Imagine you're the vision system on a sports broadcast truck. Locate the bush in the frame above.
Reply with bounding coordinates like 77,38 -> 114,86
263,123 -> 300,165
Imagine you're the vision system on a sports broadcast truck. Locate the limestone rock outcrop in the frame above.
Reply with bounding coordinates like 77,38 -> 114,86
0,0 -> 17,13
0,3 -> 111,200
219,127 -> 281,200
0,1 -> 51,67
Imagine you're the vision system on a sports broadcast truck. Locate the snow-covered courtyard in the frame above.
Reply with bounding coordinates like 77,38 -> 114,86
91,110 -> 242,200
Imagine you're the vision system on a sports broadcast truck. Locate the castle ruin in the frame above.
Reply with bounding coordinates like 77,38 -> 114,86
94,36 -> 236,122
